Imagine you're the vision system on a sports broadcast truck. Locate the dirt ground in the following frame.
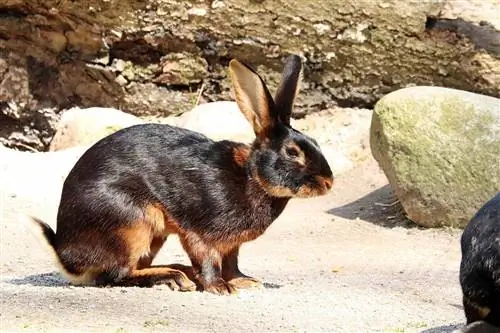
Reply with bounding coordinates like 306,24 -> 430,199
0,142 -> 467,333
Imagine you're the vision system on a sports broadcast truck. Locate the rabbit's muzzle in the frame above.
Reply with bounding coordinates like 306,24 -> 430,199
294,174 -> 334,198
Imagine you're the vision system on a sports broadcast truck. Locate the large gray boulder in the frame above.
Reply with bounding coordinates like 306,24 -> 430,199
370,86 -> 500,228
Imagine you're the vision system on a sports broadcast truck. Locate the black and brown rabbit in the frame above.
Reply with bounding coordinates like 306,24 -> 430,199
459,192 -> 500,327
22,54 -> 334,295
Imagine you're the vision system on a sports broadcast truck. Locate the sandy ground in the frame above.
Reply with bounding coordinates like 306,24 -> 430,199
0,144 -> 467,333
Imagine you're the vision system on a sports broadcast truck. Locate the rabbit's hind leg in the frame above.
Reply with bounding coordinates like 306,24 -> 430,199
109,205 -> 196,291
136,236 -> 167,269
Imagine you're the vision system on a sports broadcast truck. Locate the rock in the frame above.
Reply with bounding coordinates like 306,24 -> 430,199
49,107 -> 144,152
154,53 -> 208,86
174,101 -> 255,143
115,75 -> 128,86
370,86 -> 500,228
1,0 -> 500,151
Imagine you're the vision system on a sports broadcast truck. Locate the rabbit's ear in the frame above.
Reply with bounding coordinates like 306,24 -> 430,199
228,59 -> 276,139
273,55 -> 302,126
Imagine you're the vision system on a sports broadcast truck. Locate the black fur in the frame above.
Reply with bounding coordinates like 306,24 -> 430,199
274,54 -> 302,124
455,321 -> 500,333
460,192 -> 500,326
58,124 -> 287,240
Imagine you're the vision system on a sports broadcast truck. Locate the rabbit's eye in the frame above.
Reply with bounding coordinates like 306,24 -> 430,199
285,146 -> 300,158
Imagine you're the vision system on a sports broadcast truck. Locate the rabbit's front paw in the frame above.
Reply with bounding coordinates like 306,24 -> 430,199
204,278 -> 237,295
228,275 -> 262,289
157,270 -> 197,292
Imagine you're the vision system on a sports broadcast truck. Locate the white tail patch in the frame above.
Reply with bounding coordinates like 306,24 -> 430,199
19,213 -> 57,260
18,213 -> 95,285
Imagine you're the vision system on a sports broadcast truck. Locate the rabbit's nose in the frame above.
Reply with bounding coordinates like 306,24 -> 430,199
319,176 -> 333,190
324,178 -> 333,190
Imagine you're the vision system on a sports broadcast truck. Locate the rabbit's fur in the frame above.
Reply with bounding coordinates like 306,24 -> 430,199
460,192 -> 500,326
452,321 -> 500,333
23,55 -> 334,295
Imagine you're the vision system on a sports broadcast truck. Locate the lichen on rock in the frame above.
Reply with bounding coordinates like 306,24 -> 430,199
370,86 -> 500,228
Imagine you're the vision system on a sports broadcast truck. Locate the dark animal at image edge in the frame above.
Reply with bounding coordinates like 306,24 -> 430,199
21,55 -> 334,295
459,192 -> 500,327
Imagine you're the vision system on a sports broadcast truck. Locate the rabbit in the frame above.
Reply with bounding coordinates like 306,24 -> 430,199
22,54 -> 334,295
452,321 -> 500,333
459,192 -> 500,326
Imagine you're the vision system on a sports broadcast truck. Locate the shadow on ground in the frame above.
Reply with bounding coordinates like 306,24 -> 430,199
420,324 -> 462,333
327,185 -> 420,229
7,272 -> 283,290
8,272 -> 69,287
433,321 -> 500,333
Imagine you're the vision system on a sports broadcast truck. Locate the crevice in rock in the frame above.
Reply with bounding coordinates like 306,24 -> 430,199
107,30 -> 200,67
109,37 -> 164,67
26,56 -> 62,107
158,82 -> 204,93
425,16 -> 500,57
0,6 -> 28,19
193,30 -> 230,71
336,98 -> 371,109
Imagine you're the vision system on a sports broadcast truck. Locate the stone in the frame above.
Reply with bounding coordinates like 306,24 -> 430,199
154,53 -> 208,86
49,107 -> 144,152
115,75 -> 128,86
370,86 -> 500,228
174,101 -> 255,143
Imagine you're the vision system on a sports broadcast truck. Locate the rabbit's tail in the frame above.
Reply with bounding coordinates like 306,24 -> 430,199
20,213 -> 58,254
19,214 -> 88,284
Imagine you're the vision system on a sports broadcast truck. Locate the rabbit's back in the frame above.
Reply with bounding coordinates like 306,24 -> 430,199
56,123 -> 285,243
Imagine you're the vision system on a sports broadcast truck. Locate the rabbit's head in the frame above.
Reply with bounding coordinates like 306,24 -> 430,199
228,55 -> 334,198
